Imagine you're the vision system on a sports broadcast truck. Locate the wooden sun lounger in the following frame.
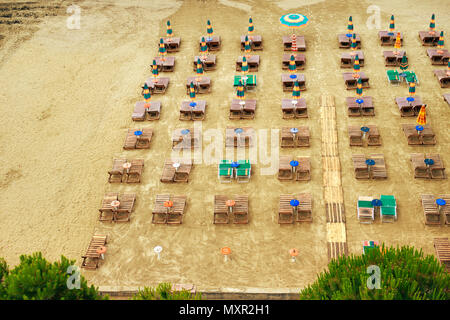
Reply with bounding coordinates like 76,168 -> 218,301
348,125 -> 381,146
214,195 -> 249,224
186,77 -> 211,94
278,193 -> 312,224
277,156 -> 310,181
282,53 -> 306,70
340,51 -> 364,68
346,96 -> 374,116
236,55 -> 260,72
225,126 -> 254,148
378,31 -> 403,46
199,36 -> 221,51
296,157 -> 311,181
411,153 -> 446,179
371,153 -> 387,179
240,35 -> 263,50
108,159 -> 144,183
428,154 -> 446,179
433,238 -> 450,272
214,195 -> 229,224
282,35 -> 306,51
278,155 -> 294,180
434,70 -> 450,88
426,49 -> 450,65
357,196 -> 375,224
343,72 -> 369,89
281,98 -> 307,118
172,128 -> 200,150
338,33 -> 361,48
402,124 -> 436,145
193,55 -> 217,71
296,193 -> 312,222
144,77 -> 170,94
352,154 -> 369,179
114,193 -> 136,222
395,96 -> 423,117
154,56 -> 175,72
421,194 -> 440,225
132,101 -> 161,121
108,159 -> 126,183
160,158 -> 192,183
123,128 -> 153,150
81,234 -> 108,270
281,126 -> 310,147
443,93 -> 450,105
229,99 -> 257,120
162,37 -> 181,52
438,194 -> 450,225
98,192 -> 119,222
281,74 -> 306,91
383,50 -> 406,66
418,31 -> 440,46
180,100 -> 207,121
279,194 -> 294,224
125,159 -> 144,183
152,194 -> 186,224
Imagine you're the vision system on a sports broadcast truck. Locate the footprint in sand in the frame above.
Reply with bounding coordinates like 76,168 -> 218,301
0,168 -> 23,189
37,107 -> 52,121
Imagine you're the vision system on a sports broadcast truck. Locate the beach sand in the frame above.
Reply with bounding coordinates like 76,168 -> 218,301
0,0 -> 449,292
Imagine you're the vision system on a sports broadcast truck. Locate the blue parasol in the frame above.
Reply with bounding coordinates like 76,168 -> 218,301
181,129 -> 190,135
134,130 -> 143,137
424,158 -> 434,166
361,126 -> 370,133
290,199 -> 300,207
231,162 -> 240,168
234,128 -> 243,134
436,198 -> 446,206
366,159 -> 375,166
290,160 -> 299,167
371,199 -> 382,207
290,127 -> 299,134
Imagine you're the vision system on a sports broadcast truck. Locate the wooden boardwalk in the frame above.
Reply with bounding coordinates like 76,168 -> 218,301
321,95 -> 348,260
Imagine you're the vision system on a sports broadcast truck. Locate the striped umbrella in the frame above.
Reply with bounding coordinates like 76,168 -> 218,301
196,58 -> 204,81
142,83 -> 151,106
236,80 -> 245,100
207,20 -> 213,38
346,16 -> 354,37
437,31 -> 444,53
279,13 -> 309,55
189,82 -> 196,101
356,78 -> 363,97
166,20 -> 173,38
159,38 -> 166,61
409,81 -> 416,96
352,54 -> 360,78
291,34 -> 298,53
292,80 -> 301,98
429,14 -> 435,33
416,105 -> 427,126
394,32 -> 402,55
248,17 -> 254,34
289,54 -> 297,73
152,59 -> 159,82
351,33 -> 358,54
241,56 -> 249,75
399,54 -> 408,72
244,35 -> 252,57
200,36 -> 208,57
388,15 -> 395,35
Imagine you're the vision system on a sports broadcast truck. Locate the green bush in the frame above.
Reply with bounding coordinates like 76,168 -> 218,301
0,252 -> 106,300
299,245 -> 450,300
132,283 -> 202,300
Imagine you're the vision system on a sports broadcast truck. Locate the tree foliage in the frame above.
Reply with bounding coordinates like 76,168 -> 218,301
0,252 -> 105,300
132,283 -> 202,300
299,245 -> 449,300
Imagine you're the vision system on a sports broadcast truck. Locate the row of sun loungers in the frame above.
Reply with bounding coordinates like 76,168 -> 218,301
214,195 -> 249,224
348,125 -> 381,146
123,128 -> 153,150
421,194 -> 450,225
278,193 -> 312,224
411,153 -> 446,179
277,156 -> 311,181
108,159 -> 144,183
99,193 -> 136,223
352,154 -> 387,179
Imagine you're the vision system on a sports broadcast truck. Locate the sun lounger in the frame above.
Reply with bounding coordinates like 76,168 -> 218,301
387,69 -> 400,85
218,160 -> 233,183
402,71 -> 419,85
434,70 -> 450,88
236,160 -> 251,183
395,96 -> 423,117
418,31 -> 440,46
343,72 -> 369,89
168,195 -> 186,224
426,49 -> 450,65
340,51 -> 364,68
199,35 -> 221,51
433,238 -> 450,272
338,33 -> 361,48
296,193 -> 312,222
378,31 -> 403,46
380,195 -> 397,223
229,99 -> 257,120
125,159 -> 144,183
278,155 -> 294,180
236,55 -> 260,72
371,154 -> 387,179
152,194 -> 171,224
81,234 -> 108,270
132,101 -> 161,121
108,159 -> 126,183
278,194 -> 294,224
438,194 -> 450,225
278,193 -> 312,224
282,74 -> 306,91
154,56 -> 175,72
348,125 -> 380,146
402,124 -> 436,145
144,77 -> 170,94
225,126 -> 254,148
172,128 -> 199,150
152,194 -> 186,224
180,100 -> 207,121
444,93 -> 450,105
214,195 -> 229,224
411,153 -> 446,179
98,193 -> 119,222
357,196 -> 375,223
346,96 -> 374,116
281,98 -> 307,118
160,158 -> 192,183
186,77 -> 211,94
282,35 -> 306,51
114,193 -> 136,222
193,55 -> 217,71
383,51 -> 406,66
428,154 -> 446,179
352,154 -> 369,179
162,37 -> 181,52
123,128 -> 153,150
296,157 -> 311,181
282,53 -> 306,70
421,194 -> 440,225
240,35 -> 263,50
281,126 -> 310,147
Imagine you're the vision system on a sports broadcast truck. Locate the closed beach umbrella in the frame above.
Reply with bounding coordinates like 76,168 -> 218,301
200,36 -> 208,57
429,13 -> 435,33
394,32 -> 402,53
166,20 -> 173,37
347,16 -> 353,37
196,58 -> 204,81
289,55 -> 297,73
351,33 -> 357,52
207,20 -> 213,37
244,35 -> 252,57
236,80 -> 245,100
409,81 -> 416,96
437,31 -> 444,52
189,82 -> 196,101
356,78 -> 363,97
248,17 -> 254,34
292,80 -> 301,98
241,56 -> 249,75
416,105 -> 427,126
399,54 -> 408,71
159,38 -> 166,60
389,15 -> 395,34
353,54 -> 360,77
152,59 -> 159,81
142,83 -> 151,105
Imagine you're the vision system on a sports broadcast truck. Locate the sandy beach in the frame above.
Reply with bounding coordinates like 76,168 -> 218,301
0,0 -> 449,292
